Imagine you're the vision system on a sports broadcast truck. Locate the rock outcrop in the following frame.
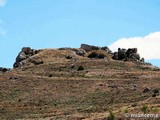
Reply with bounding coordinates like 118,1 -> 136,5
112,48 -> 144,62
13,47 -> 40,68
80,44 -> 111,53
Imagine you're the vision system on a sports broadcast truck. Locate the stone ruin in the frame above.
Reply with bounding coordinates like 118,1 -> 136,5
13,47 -> 40,68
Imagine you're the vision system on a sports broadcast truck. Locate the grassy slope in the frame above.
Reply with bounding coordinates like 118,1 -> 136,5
0,49 -> 160,120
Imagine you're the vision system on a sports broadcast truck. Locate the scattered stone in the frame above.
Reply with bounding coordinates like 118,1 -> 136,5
108,83 -> 118,88
9,76 -> 19,80
152,89 -> 159,97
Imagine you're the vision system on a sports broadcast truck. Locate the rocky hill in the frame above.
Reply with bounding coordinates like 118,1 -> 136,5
0,44 -> 160,120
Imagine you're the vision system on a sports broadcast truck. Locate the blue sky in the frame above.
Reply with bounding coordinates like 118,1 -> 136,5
0,0 -> 160,68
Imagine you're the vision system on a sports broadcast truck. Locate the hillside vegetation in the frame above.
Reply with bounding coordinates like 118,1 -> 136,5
0,47 -> 160,120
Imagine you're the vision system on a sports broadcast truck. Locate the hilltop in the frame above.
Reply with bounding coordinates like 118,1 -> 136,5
0,44 -> 160,120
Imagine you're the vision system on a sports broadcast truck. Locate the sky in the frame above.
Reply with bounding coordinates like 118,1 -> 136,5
0,0 -> 160,68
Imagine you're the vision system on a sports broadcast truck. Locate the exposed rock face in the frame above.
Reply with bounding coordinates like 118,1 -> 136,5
13,47 -> 39,68
112,48 -> 143,62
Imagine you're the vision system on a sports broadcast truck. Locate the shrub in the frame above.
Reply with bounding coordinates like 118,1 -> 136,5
88,52 -> 98,58
65,55 -> 72,59
88,51 -> 106,59
77,66 -> 84,71
141,105 -> 149,114
124,108 -> 128,113
107,110 -> 115,120
48,74 -> 52,77
98,53 -> 105,59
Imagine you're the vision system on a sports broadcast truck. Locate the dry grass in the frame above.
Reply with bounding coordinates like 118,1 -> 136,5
0,49 -> 160,119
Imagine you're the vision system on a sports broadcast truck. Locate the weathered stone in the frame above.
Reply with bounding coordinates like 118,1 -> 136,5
16,52 -> 26,62
129,53 -> 140,61
22,47 -> 31,54
118,48 -> 126,60
101,46 -> 111,53
112,48 -> 142,62
112,52 -> 118,60
76,49 -> 85,56
13,47 -> 40,68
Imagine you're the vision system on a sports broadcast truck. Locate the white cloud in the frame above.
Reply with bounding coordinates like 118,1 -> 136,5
109,32 -> 160,60
0,0 -> 6,7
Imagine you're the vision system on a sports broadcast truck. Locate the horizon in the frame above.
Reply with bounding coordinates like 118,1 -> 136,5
0,0 -> 160,68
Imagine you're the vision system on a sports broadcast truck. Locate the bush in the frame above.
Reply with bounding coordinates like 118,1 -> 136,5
88,52 -> 98,58
141,105 -> 149,114
98,53 -> 105,59
88,51 -> 106,59
107,110 -> 115,120
65,55 -> 72,59
77,66 -> 84,71
48,74 -> 53,77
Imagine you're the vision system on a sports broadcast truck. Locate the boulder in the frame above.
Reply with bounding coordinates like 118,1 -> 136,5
118,48 -> 126,60
129,53 -> 140,61
76,49 -> 85,56
101,46 -> 111,53
112,52 -> 118,60
22,47 -> 31,55
13,47 -> 39,68
16,52 -> 26,62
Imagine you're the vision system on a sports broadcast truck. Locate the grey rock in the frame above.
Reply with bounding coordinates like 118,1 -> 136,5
13,47 -> 40,68
81,44 -> 100,52
76,49 -> 85,56
16,51 -> 26,62
22,47 -> 31,54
